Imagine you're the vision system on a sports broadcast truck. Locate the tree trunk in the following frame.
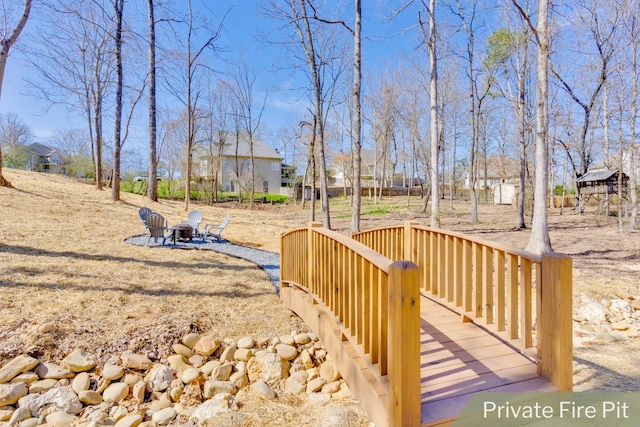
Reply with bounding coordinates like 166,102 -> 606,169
147,0 -> 158,202
350,0 -> 362,233
526,0 -> 552,255
111,0 -> 124,202
515,52 -> 527,229
429,0 -> 439,228
0,0 -> 32,187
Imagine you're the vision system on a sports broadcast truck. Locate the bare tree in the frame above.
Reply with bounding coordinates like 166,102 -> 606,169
0,112 -> 32,169
229,56 -> 267,210
164,0 -> 222,211
111,0 -> 125,201
513,0 -> 552,254
418,0 -> 440,227
623,4 -> 639,229
26,0 -> 115,190
0,0 -> 31,186
350,0 -> 362,232
552,1 -> 619,212
147,0 -> 158,201
485,20 -> 534,229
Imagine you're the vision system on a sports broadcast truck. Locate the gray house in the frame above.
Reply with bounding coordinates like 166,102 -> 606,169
26,143 -> 66,174
192,132 -> 283,194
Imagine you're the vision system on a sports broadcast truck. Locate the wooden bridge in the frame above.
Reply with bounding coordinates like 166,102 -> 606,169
280,221 -> 572,427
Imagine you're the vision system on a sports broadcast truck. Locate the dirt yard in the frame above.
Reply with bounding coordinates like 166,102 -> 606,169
1,169 -> 639,424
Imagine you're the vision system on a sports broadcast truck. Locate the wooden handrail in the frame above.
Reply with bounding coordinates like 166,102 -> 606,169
280,222 -> 421,427
352,221 -> 572,392
281,221 -> 572,426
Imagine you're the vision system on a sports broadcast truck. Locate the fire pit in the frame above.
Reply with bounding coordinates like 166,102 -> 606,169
170,223 -> 193,243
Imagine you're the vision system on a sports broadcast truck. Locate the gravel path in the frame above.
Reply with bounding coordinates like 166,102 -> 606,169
125,235 -> 281,292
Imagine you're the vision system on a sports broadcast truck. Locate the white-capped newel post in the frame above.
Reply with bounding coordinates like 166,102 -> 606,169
388,260 -> 421,427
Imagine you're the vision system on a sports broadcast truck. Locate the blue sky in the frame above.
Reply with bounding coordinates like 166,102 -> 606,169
1,0 -> 420,154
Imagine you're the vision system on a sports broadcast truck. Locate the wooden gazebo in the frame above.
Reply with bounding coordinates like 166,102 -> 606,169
575,168 -> 629,213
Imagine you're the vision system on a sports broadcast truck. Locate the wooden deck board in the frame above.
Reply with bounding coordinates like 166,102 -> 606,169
419,294 -> 557,426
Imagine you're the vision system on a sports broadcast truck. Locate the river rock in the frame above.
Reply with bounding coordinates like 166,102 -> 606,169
250,380 -> 276,400
211,363 -> 233,381
61,349 -> 96,372
247,351 -> 290,388
166,355 -> 189,374
78,390 -> 103,405
173,343 -> 194,358
319,360 -> 341,383
201,360 -> 221,375
234,348 -> 253,362
181,367 -> 201,384
35,362 -> 74,379
103,382 -> 130,403
147,364 -> 176,392
229,371 -> 248,389
610,299 -> 634,320
194,335 -> 221,356
220,346 -> 237,363
182,333 -> 201,349
293,333 -> 311,344
152,407 -> 177,425
0,383 -> 28,406
132,381 -> 146,403
72,372 -> 91,393
18,385 -> 83,415
29,379 -> 58,393
7,406 -> 30,425
46,411 -> 79,427
10,372 -> 39,385
121,353 -> 153,371
0,354 -> 39,383
306,377 -> 326,393
577,296 -> 608,323
114,413 -> 143,427
190,393 -> 235,422
0,406 -> 14,421
237,337 -> 254,349
275,344 -> 297,361
203,380 -> 236,399
103,364 -> 125,380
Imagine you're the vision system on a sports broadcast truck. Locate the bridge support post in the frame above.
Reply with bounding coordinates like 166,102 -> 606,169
388,260 -> 421,427
538,252 -> 573,391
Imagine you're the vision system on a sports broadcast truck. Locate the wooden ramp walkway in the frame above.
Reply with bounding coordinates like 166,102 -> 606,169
418,295 -> 557,426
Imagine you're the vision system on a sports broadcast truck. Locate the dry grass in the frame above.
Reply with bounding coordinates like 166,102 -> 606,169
1,168 -> 639,424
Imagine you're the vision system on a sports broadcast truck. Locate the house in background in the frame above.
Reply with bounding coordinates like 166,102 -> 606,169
191,132 -> 283,194
26,143 -> 66,174
464,155 -> 520,190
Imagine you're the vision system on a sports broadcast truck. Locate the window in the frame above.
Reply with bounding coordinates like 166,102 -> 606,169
272,162 -> 280,171
223,158 -> 229,172
263,180 -> 269,193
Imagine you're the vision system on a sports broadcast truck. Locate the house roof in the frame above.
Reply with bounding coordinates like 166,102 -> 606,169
28,143 -> 58,156
576,169 -> 617,183
195,132 -> 282,160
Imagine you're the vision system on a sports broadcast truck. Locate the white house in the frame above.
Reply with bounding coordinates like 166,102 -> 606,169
191,132 -> 283,194
464,155 -> 520,189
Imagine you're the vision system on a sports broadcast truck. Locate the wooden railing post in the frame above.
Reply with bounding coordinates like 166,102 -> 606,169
538,252 -> 573,391
308,221 -> 322,303
404,221 -> 418,261
388,260 -> 421,427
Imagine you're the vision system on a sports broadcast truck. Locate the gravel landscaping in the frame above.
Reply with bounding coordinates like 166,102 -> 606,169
124,235 -> 281,292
